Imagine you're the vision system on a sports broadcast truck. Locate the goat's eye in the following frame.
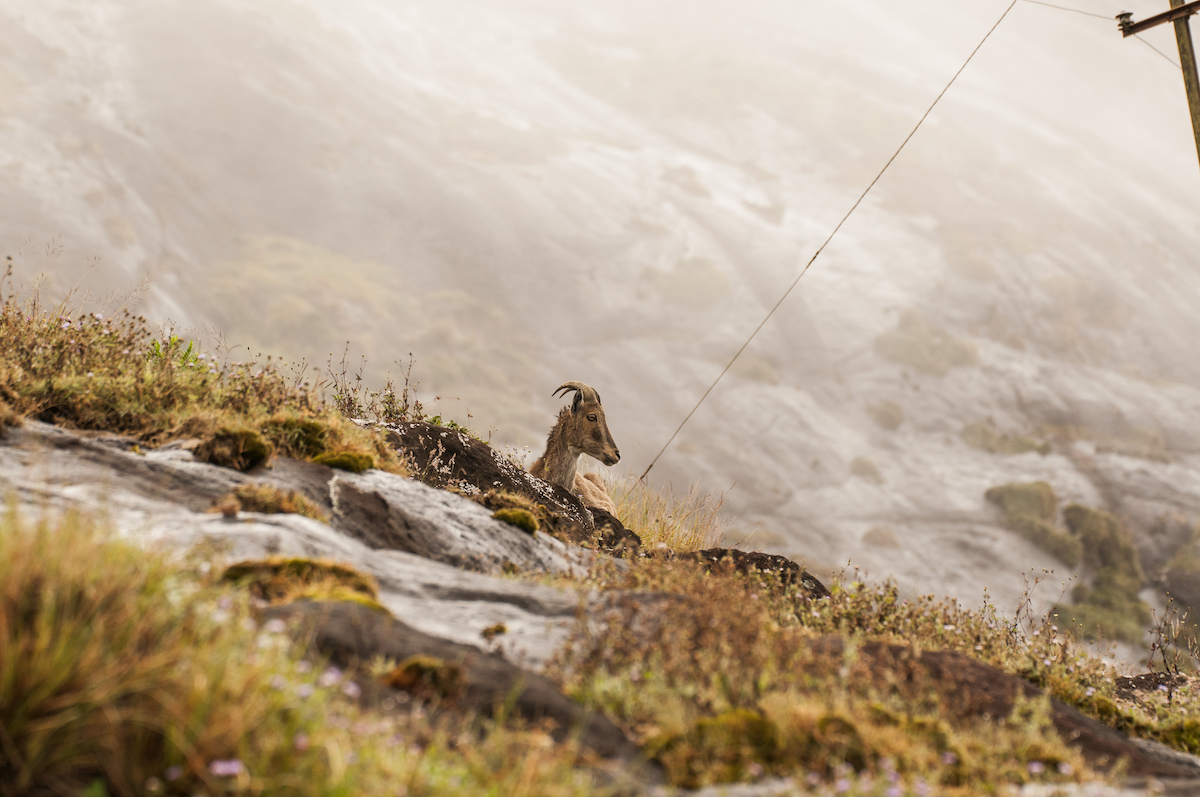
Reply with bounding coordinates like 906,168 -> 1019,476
587,413 -> 597,422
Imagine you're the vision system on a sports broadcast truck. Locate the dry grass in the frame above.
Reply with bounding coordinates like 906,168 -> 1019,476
0,506 -> 633,797
218,484 -> 330,523
0,288 -> 403,474
550,558 -> 1200,792
605,475 -> 728,551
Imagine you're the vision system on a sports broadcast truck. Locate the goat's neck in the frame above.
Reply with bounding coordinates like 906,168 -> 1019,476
540,410 -> 582,491
546,448 -> 581,492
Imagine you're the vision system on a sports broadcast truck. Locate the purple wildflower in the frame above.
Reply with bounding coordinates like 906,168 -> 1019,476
209,759 -> 244,777
294,733 -> 310,751
164,765 -> 183,782
318,667 -> 342,687
1027,761 -> 1045,775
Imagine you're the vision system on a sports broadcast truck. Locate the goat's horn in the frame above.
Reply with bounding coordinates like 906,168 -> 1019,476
552,381 -> 601,405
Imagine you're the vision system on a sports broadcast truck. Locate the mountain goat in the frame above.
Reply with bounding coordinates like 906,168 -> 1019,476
530,381 -> 620,515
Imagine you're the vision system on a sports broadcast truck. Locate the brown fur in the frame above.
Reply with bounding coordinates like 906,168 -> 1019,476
530,382 -> 620,513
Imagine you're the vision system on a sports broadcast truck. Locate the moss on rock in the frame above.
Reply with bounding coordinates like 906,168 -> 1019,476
261,415 -> 329,458
492,507 -> 539,534
313,451 -> 375,473
222,556 -> 379,604
985,482 -> 1057,522
195,427 -> 273,472
220,483 -> 328,523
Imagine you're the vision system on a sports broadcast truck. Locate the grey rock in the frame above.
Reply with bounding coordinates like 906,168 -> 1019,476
330,468 -> 582,575
0,421 -> 588,669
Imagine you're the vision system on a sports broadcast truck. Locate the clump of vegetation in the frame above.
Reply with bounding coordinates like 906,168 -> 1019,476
313,451 -> 376,473
985,482 -> 1081,568
875,310 -> 978,377
962,420 -> 1050,456
493,507 -> 539,534
0,285 -> 403,473
221,556 -> 382,609
1058,505 -> 1151,644
866,400 -> 904,431
216,483 -> 330,522
606,475 -> 727,551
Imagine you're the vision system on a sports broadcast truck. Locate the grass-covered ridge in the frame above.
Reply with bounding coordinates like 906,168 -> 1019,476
0,507 -> 636,797
0,285 -> 401,473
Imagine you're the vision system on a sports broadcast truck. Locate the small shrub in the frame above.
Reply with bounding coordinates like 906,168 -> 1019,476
260,415 -> 329,458
493,507 -> 538,534
221,484 -> 329,522
1007,516 -> 1082,569
312,451 -> 375,473
985,482 -> 1056,522
221,557 -> 379,604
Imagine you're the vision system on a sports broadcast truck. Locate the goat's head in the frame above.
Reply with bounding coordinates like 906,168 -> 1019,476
552,381 -> 620,466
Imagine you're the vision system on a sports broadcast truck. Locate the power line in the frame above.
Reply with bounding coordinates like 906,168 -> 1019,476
1137,33 -> 1183,68
1017,0 -> 1111,20
637,0 -> 1020,482
1015,0 -> 1183,69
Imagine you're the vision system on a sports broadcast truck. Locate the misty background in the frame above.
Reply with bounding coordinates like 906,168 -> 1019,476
3,0 -> 1200,623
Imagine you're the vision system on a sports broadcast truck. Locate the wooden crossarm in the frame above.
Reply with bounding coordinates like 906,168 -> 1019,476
1118,1 -> 1200,37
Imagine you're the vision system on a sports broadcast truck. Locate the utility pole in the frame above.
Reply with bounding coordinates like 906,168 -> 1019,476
1119,1 -> 1200,169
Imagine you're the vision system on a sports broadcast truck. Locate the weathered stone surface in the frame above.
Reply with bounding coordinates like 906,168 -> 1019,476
330,468 -> 581,574
261,599 -> 650,770
0,420 -> 587,669
676,548 -> 831,599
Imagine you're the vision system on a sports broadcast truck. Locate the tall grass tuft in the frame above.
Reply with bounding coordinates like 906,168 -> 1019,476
606,475 -> 727,551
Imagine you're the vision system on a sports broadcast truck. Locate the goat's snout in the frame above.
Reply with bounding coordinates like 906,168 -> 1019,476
604,449 -> 621,466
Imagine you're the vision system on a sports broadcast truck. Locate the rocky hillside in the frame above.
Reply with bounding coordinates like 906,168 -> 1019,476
3,0 -> 1200,637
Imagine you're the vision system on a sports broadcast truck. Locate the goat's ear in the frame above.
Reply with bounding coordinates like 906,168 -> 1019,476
572,391 -> 582,412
